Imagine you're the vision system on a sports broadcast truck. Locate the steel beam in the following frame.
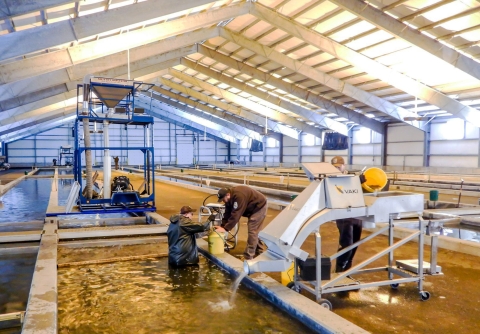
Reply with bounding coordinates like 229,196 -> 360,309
0,0 -> 75,19
0,26 -> 204,90
149,92 -> 264,141
0,0 -> 227,62
251,3 -> 480,128
219,27 -> 423,131
329,0 -> 480,83
168,69 -> 323,138
196,44 -> 384,134
0,53 -> 183,112
180,58 -> 349,135
153,87 -> 281,141
158,77 -> 299,139
0,89 -> 76,120
5,117 -> 75,143
140,95 -> 250,141
137,100 -> 236,144
0,105 -> 75,130
0,111 -> 73,137
0,57 -> 180,134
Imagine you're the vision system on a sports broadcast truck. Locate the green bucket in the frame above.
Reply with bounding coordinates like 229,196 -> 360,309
429,190 -> 439,201
291,195 -> 298,200
24,171 -> 28,175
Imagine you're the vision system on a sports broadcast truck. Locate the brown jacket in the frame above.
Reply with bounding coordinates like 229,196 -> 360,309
221,185 -> 267,231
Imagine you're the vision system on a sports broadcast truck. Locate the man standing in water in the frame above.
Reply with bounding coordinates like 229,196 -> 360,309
167,205 -> 212,266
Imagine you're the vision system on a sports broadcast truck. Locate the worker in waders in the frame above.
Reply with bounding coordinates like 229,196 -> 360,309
167,206 -> 214,267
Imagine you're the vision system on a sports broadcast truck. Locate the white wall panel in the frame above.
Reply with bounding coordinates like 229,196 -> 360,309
266,147 -> 279,155
9,140 -> 34,149
388,124 -> 424,142
283,146 -> 299,156
387,155 -> 423,167
283,136 -> 298,146
387,142 -> 424,155
283,156 -> 300,163
430,119 -> 465,141
353,156 -> 381,166
430,140 -> 478,155
302,155 -> 321,162
8,157 -> 33,164
430,156 -> 478,168
301,146 -> 322,156
352,144 -> 381,155
10,149 -> 35,156
352,128 -> 382,144
466,123 -> 479,139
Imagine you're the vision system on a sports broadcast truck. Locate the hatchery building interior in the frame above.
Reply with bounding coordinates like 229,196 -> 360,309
1,0 -> 480,333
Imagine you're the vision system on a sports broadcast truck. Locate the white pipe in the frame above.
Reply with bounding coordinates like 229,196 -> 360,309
83,74 -> 94,199
244,252 -> 291,275
103,120 -> 111,199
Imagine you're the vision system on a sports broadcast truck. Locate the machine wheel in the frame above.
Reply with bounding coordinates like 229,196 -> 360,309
287,282 -> 300,293
318,298 -> 332,310
390,283 -> 399,290
419,291 -> 431,301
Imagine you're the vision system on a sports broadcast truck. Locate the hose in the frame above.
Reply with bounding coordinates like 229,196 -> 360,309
202,193 -> 239,250
202,193 -> 218,207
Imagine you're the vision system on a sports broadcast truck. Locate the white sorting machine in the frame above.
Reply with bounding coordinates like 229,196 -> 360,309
243,163 -> 442,309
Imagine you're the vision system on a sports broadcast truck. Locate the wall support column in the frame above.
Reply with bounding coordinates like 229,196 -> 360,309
297,131 -> 302,163
423,122 -> 431,167
348,128 -> 353,166
227,141 -> 231,162
279,135 -> 283,164
236,139 -> 240,161
381,124 -> 388,167
33,135 -> 37,167
263,136 -> 267,165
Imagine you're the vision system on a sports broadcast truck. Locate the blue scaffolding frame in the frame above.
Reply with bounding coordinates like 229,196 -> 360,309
74,77 -> 156,214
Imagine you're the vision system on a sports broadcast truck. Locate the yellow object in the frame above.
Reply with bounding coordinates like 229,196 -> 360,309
281,262 -> 294,286
361,167 -> 388,193
208,230 -> 225,255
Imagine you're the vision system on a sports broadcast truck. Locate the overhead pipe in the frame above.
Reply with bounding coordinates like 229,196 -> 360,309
83,74 -> 94,199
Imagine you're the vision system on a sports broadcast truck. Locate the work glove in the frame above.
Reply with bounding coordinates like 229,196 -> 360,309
359,174 -> 367,184
208,214 -> 217,222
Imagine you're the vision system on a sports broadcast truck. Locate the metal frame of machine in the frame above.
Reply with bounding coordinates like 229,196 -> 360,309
243,162 -> 442,309
74,76 -> 156,214
59,145 -> 74,166
289,215 -> 442,309
199,202 -> 239,250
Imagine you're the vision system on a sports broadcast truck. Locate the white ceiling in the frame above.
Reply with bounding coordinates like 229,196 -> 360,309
1,0 -> 480,142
